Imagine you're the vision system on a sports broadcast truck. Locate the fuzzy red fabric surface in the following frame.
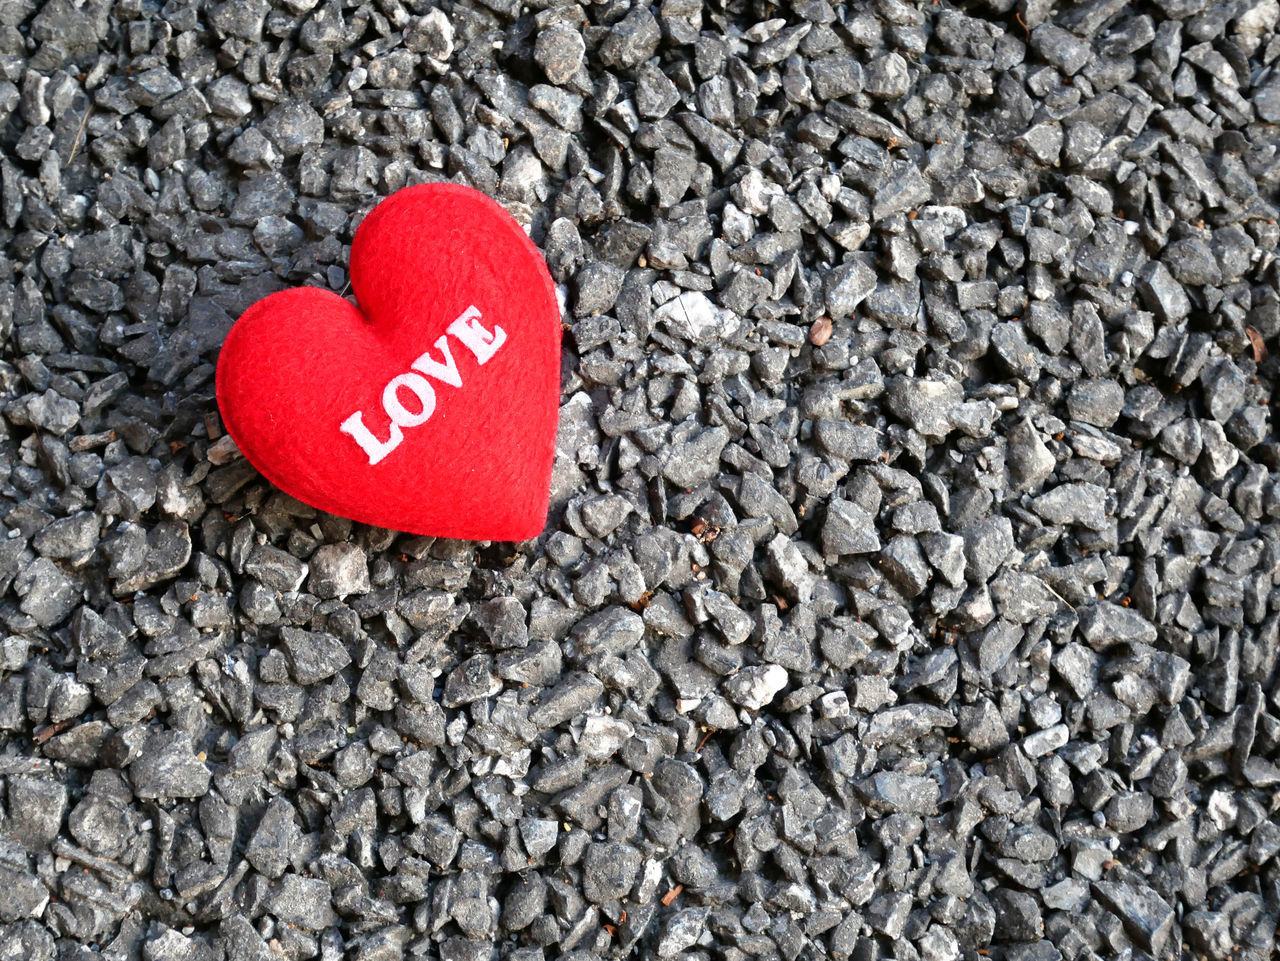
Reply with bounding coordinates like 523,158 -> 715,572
215,183 -> 562,541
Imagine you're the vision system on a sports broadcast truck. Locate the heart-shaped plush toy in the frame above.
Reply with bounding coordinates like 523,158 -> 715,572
215,183 -> 562,541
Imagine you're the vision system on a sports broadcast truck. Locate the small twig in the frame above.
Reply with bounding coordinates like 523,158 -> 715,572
1246,326 -> 1267,363
67,105 -> 93,165
33,720 -> 72,745
1041,580 -> 1077,614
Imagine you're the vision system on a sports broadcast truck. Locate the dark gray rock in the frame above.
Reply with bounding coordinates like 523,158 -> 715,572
822,499 -> 881,555
245,797 -> 299,878
879,535 -> 930,596
130,731 -> 211,799
961,517 -> 1014,584
959,698 -> 1009,751
1030,483 -> 1108,530
582,842 -> 642,902
1093,882 -> 1175,955
574,261 -> 626,317
723,664 -> 789,711
658,908 -> 708,957
1136,261 -> 1191,322
259,100 -> 324,157
991,888 -> 1043,940
32,512 -> 97,560
859,772 -> 940,815
825,259 -> 877,317
1007,417 -> 1055,492
991,322 -> 1041,382
244,544 -> 307,593
279,627 -> 353,685
1066,379 -> 1124,427
815,421 -> 882,461
1105,791 -> 1153,833
1031,24 -> 1092,74
0,864 -> 48,922
267,874 -> 336,931
530,673 -> 603,726
885,376 -> 962,439
598,7 -> 660,69
8,778 -> 66,849
1163,236 -> 1221,285
764,534 -> 815,603
306,543 -> 370,598
737,472 -> 798,534
476,596 -> 529,649
867,704 -> 956,744
659,426 -> 729,488
864,53 -> 910,98
636,63 -> 680,119
13,559 -> 81,627
441,654 -> 501,707
406,9 -> 455,59
1078,602 -> 1157,649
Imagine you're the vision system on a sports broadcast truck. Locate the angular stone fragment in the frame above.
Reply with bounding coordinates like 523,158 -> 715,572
1030,483 -> 1109,531
885,376 -> 963,439
822,499 -> 881,555
1093,882 -> 1175,955
764,534 -> 814,603
1066,379 -> 1124,428
864,53 -> 910,98
534,21 -> 585,85
130,731 -> 211,799
279,627 -> 352,685
724,664 -> 788,711
267,874 -> 336,931
306,543 -> 370,598
1136,261 -> 1190,322
582,842 -> 642,902
1031,24 -> 1092,74
1006,417 -> 1055,492
246,797 -> 300,878
825,258 -> 876,317
598,7 -> 660,69
658,908 -> 708,957
1078,602 -> 1158,649
0,864 -> 48,922
859,772 -> 940,814
530,674 -> 604,727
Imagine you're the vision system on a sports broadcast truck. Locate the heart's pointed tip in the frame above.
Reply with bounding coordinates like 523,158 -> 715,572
471,510 -> 550,544
402,523 -> 547,545
388,502 -> 549,544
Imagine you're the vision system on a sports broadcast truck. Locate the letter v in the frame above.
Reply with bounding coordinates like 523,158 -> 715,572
410,334 -> 463,388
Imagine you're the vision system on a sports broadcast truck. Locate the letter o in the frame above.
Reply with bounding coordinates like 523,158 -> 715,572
383,372 -> 436,428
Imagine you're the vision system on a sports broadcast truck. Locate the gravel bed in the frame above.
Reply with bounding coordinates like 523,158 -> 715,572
0,0 -> 1278,959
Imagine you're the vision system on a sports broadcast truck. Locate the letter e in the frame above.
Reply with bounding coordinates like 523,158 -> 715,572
447,305 -> 506,365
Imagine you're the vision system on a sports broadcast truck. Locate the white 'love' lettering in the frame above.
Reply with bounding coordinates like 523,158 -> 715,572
339,305 -> 507,465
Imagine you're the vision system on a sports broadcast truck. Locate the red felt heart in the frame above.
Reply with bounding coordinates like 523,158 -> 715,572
215,183 -> 562,541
